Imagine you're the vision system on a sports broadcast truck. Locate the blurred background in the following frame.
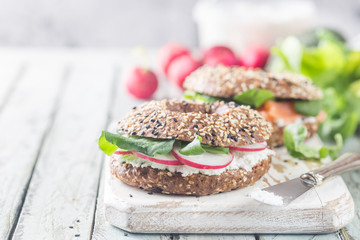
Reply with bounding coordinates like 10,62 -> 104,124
0,0 -> 358,48
0,0 -> 359,145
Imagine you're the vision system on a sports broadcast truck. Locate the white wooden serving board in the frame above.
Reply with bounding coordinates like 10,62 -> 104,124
104,136 -> 354,234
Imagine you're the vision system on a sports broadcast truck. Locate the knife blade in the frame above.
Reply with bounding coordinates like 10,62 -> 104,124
251,152 -> 360,206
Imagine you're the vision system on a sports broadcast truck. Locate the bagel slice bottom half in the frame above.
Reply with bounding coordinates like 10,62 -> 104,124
110,155 -> 272,196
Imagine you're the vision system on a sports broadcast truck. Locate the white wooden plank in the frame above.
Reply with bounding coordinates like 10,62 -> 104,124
0,60 -> 67,239
11,60 -> 115,239
341,170 -> 360,239
0,60 -> 25,112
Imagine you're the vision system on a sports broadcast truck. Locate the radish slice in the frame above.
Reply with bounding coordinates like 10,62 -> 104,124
132,151 -> 182,166
172,146 -> 233,169
114,150 -> 132,155
230,141 -> 267,152
114,150 -> 182,166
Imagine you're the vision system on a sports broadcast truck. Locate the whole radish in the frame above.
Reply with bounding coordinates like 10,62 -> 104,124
239,45 -> 270,69
203,45 -> 239,66
167,54 -> 200,89
158,42 -> 190,75
124,66 -> 158,99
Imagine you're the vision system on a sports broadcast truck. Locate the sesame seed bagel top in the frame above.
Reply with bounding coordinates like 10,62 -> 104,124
117,100 -> 272,147
183,65 -> 323,100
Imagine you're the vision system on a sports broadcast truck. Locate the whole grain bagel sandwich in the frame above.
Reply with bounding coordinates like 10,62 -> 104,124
183,65 -> 326,147
99,99 -> 274,196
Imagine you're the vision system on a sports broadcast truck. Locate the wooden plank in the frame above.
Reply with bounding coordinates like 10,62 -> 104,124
341,170 -> 360,239
0,60 -> 26,113
0,60 -> 67,240
12,60 -> 115,239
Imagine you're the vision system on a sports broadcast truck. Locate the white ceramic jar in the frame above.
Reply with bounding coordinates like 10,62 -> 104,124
193,0 -> 316,53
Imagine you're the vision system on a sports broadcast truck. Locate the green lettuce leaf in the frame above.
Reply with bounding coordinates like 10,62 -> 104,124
99,131 -> 175,157
183,90 -> 221,103
179,136 -> 229,155
294,100 -> 322,117
233,89 -> 274,108
284,124 -> 342,160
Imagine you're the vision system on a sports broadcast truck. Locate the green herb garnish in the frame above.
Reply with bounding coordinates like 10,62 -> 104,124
99,131 -> 175,157
294,100 -> 322,117
183,90 -> 221,103
179,136 -> 229,155
284,123 -> 343,160
233,89 -> 274,108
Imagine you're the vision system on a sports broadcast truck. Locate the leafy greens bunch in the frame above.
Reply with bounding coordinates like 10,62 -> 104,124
268,28 -> 360,141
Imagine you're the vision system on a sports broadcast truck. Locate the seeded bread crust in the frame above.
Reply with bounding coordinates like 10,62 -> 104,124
268,120 -> 319,147
109,156 -> 272,196
183,65 -> 323,100
118,100 -> 272,147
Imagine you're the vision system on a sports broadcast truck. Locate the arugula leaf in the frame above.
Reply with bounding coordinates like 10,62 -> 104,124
99,131 -> 175,157
294,100 -> 322,116
284,124 -> 342,160
233,89 -> 274,108
179,136 -> 229,155
183,90 -> 221,103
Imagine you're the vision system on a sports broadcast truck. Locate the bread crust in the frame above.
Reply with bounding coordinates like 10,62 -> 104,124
184,65 -> 322,100
110,156 -> 272,196
268,120 -> 319,147
118,100 -> 272,147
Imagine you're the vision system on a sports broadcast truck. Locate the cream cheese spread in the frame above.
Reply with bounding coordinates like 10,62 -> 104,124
113,148 -> 275,177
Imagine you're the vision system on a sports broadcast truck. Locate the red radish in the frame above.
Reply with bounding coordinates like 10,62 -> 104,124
230,141 -> 267,152
158,42 -> 190,75
168,55 -> 200,89
172,146 -> 233,169
114,150 -> 182,166
124,66 -> 158,99
203,45 -> 238,66
239,45 -> 270,69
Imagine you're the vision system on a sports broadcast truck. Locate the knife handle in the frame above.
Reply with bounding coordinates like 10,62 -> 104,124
300,153 -> 360,186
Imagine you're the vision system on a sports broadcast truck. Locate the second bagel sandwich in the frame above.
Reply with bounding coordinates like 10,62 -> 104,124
183,65 -> 326,147
99,100 -> 274,196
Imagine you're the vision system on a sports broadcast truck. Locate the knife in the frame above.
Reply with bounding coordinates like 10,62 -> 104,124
251,152 -> 360,206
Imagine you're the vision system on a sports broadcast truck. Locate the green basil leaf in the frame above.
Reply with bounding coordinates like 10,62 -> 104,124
183,90 -> 220,103
179,136 -> 230,155
233,89 -> 274,108
179,136 -> 206,155
99,131 -> 175,157
294,100 -> 322,116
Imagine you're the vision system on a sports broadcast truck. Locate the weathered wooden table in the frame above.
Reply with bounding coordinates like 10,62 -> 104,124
1,48 -> 359,240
